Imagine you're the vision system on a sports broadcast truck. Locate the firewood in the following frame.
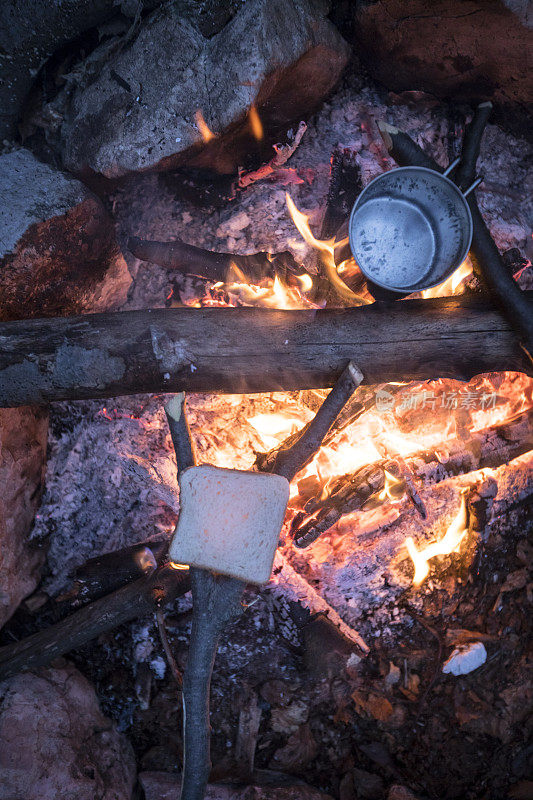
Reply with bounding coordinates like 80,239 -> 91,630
0,564 -> 191,682
290,407 -> 533,547
0,295 -> 530,408
128,235 -> 302,284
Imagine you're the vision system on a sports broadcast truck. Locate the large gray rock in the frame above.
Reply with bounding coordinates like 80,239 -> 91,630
0,406 -> 48,629
0,664 -> 136,800
0,148 -> 131,321
60,0 -> 350,178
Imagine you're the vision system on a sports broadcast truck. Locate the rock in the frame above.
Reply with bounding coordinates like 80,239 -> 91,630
351,768 -> 384,800
352,0 -> 532,136
59,0 -> 350,179
0,406 -> 48,628
442,642 -> 488,676
387,787 -> 420,800
0,148 -> 131,321
0,663 -> 136,800
139,771 -> 334,799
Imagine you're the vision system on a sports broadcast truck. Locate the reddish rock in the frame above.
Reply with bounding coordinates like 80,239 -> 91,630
139,772 -> 334,800
0,664 -> 136,800
0,148 -> 131,321
0,405 -> 48,628
59,0 -> 350,179
353,0 -> 532,132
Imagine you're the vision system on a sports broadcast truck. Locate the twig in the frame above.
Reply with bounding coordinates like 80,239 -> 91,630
235,121 -> 307,190
255,361 -> 364,480
165,394 -> 245,800
155,608 -> 183,687
377,112 -> 533,362
401,605 -> 443,707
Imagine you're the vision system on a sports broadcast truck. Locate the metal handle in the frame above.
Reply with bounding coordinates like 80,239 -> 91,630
443,156 -> 461,177
462,175 -> 483,198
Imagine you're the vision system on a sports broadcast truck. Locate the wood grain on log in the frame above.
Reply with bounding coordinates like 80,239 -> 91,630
0,295 -> 530,408
0,564 -> 191,681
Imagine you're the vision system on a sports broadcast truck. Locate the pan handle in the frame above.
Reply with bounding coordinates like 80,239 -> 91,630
443,156 -> 461,177
462,175 -> 483,198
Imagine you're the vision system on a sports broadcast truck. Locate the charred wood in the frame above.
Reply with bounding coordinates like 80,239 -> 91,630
128,235 -> 302,284
291,408 -> 533,547
0,564 -> 191,681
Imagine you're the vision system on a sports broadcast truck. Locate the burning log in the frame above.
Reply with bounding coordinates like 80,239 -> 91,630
0,295 -> 530,408
290,407 -> 533,547
128,235 -> 302,284
377,103 -> 533,361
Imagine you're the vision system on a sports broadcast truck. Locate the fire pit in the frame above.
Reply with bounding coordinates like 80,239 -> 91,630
0,2 -> 532,800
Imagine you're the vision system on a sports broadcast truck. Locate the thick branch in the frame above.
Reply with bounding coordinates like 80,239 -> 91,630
128,236 -> 301,284
0,565 -> 191,681
0,296 -> 530,408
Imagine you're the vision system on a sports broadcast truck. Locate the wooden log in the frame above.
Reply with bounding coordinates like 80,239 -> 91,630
291,407 -> 533,547
0,564 -> 191,681
0,295 -> 530,408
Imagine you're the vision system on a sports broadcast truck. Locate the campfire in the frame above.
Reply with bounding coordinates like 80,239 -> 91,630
0,2 -> 532,800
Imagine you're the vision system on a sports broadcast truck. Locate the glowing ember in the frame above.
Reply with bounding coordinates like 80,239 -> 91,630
195,110 -> 215,142
248,104 -> 263,140
169,561 -> 190,571
405,490 -> 469,585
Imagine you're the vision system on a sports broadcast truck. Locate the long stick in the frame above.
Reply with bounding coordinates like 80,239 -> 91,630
0,565 -> 191,681
165,395 -> 245,800
0,296 -> 529,408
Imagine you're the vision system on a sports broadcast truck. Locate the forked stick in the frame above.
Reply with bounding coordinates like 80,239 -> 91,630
165,395 -> 245,800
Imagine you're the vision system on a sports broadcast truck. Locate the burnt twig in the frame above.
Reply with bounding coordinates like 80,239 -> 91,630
155,608 -> 183,687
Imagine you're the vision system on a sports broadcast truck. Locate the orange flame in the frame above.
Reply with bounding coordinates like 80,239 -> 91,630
249,104 -> 263,141
421,258 -> 473,299
405,490 -> 469,585
195,110 -> 215,143
285,194 -> 370,305
169,561 -> 190,571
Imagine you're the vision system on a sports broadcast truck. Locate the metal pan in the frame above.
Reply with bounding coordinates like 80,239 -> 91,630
348,159 -> 482,293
